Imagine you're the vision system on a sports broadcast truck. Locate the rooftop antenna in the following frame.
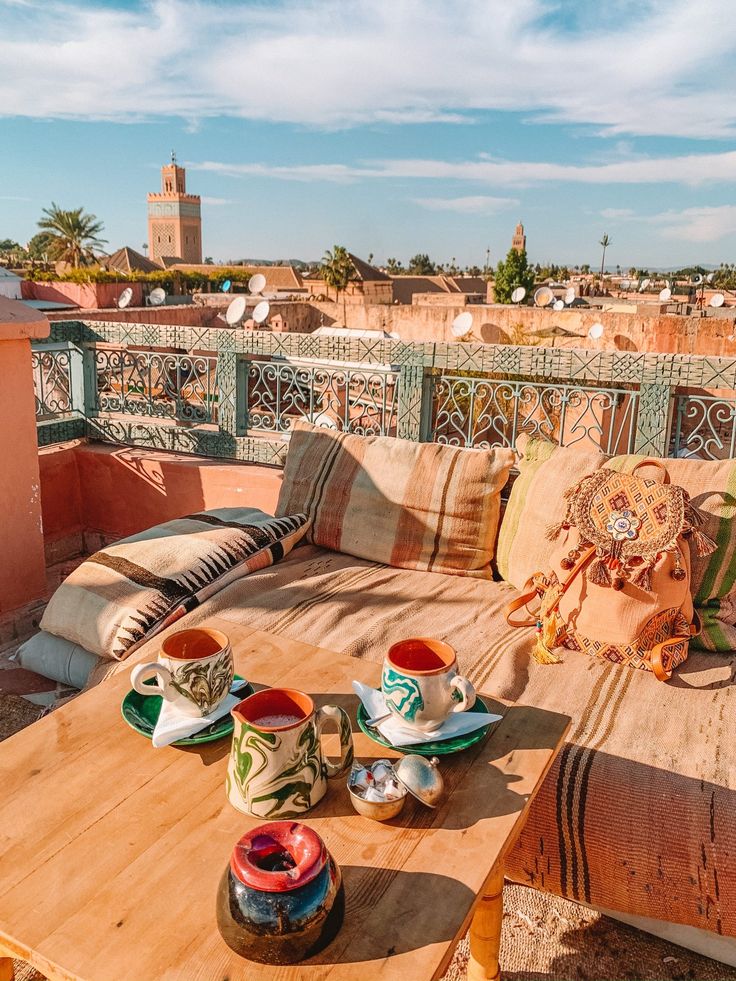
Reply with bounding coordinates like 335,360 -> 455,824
451,311 -> 474,339
511,286 -> 526,304
171,149 -> 177,164
149,286 -> 166,306
564,286 -> 576,305
534,286 -> 554,307
225,295 -> 247,327
221,279 -> 232,293
588,322 -> 604,340
553,299 -> 565,311
707,272 -> 716,283
253,300 -> 271,326
659,287 -> 672,302
117,286 -> 133,309
710,292 -> 725,308
248,273 -> 266,295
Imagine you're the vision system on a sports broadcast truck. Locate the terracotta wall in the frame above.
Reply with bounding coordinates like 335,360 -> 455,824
23,280 -> 144,310
47,304 -> 223,327
38,442 -> 283,556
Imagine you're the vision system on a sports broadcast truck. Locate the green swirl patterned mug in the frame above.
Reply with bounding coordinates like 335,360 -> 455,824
382,638 -> 476,733
226,688 -> 354,819
131,627 -> 234,718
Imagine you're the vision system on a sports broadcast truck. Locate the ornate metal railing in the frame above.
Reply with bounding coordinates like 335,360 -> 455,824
672,394 -> 736,460
431,376 -> 637,455
94,348 -> 219,424
245,358 -> 399,436
31,320 -> 736,463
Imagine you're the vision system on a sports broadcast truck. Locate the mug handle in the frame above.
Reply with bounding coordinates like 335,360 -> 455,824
131,662 -> 173,699
450,675 -> 476,713
317,705 -> 354,778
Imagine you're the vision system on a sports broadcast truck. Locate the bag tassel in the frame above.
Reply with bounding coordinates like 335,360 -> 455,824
691,527 -> 718,558
631,563 -> 653,592
588,557 -> 612,586
533,615 -> 562,664
546,520 -> 565,541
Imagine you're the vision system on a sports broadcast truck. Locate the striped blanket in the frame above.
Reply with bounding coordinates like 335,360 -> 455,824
107,544 -> 736,938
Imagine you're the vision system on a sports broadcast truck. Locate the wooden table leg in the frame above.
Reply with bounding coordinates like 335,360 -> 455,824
467,863 -> 504,981
0,957 -> 14,981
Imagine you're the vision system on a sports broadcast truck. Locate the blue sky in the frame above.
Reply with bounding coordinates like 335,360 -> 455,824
2,0 -> 736,268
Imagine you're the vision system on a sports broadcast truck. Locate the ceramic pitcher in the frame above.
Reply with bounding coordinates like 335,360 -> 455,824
382,637 -> 476,732
226,688 -> 354,819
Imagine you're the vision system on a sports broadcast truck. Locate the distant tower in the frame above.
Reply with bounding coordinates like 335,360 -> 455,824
147,151 -> 202,264
511,221 -> 526,254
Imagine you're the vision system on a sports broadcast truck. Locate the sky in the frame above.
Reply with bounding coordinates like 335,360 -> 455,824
2,0 -> 736,268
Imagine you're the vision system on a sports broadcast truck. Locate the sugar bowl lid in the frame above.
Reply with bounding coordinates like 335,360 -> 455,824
394,755 -> 444,808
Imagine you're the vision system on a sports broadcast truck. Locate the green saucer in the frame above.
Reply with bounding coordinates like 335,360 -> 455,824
357,692 -> 497,756
121,675 -> 251,746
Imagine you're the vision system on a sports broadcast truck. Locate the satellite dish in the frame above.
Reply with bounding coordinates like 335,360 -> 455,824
707,272 -> 716,283
692,274 -> 703,286
221,279 -> 232,293
710,293 -> 725,308
659,287 -> 672,302
588,322 -> 604,340
451,311 -> 474,339
553,299 -> 565,311
564,287 -> 575,305
117,287 -> 133,309
511,286 -> 526,304
149,287 -> 166,306
225,295 -> 247,326
534,286 -> 554,307
253,300 -> 271,325
248,273 -> 267,294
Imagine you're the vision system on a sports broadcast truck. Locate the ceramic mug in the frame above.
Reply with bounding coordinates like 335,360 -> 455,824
382,637 -> 476,733
226,688 -> 354,819
130,627 -> 234,718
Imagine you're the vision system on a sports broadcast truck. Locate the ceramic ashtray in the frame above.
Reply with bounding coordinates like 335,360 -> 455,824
347,756 -> 444,821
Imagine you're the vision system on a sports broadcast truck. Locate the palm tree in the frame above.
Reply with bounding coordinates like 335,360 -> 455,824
321,245 -> 354,325
37,203 -> 106,268
599,233 -> 611,281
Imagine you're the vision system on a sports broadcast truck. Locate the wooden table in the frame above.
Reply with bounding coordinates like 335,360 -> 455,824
0,619 -> 569,981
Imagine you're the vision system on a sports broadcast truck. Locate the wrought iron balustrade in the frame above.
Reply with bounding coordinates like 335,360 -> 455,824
245,358 -> 399,436
431,375 -> 638,455
32,344 -> 75,420
31,320 -> 736,464
94,348 -> 219,424
672,394 -> 736,460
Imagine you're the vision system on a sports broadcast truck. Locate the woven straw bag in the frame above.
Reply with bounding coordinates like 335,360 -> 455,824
506,460 -> 717,680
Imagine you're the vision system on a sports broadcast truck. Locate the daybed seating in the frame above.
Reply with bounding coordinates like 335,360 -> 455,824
23,422 -> 736,956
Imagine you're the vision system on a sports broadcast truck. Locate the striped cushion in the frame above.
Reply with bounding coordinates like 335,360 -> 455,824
496,434 -> 609,589
40,508 -> 309,660
608,456 -> 736,651
275,421 -> 515,578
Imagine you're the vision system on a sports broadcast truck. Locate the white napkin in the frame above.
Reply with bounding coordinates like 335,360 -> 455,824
353,681 -> 502,747
151,685 -> 243,749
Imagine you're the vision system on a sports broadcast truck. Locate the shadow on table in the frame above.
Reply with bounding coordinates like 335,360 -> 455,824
302,865 -> 476,965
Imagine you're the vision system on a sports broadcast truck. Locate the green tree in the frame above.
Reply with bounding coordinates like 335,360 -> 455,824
581,263 -> 591,274
407,253 -> 436,275
493,247 -> 535,303
599,233 -> 611,279
386,257 -> 404,274
26,231 -> 55,260
0,238 -> 20,252
321,244 -> 354,324
37,203 -> 106,268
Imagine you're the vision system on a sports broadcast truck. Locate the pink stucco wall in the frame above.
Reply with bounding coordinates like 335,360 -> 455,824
23,280 -> 143,310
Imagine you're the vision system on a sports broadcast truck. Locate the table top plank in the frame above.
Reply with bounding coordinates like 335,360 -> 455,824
0,619 -> 569,981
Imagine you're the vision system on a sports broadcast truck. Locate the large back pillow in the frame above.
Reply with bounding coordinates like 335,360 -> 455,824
275,421 -> 515,578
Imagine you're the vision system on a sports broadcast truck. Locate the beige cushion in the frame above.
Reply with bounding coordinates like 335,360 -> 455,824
275,421 -> 515,578
41,508 -> 309,660
496,434 -> 609,589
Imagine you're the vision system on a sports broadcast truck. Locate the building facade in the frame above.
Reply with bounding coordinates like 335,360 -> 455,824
512,221 -> 526,254
147,155 -> 202,264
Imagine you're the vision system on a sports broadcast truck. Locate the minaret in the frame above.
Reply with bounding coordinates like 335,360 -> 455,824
511,221 -> 526,254
147,151 -> 202,264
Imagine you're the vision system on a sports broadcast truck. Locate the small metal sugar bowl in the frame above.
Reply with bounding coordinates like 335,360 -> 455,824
347,756 -> 444,821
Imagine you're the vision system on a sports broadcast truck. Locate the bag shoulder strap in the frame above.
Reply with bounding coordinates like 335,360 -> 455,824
506,546 -> 596,628
631,459 -> 671,485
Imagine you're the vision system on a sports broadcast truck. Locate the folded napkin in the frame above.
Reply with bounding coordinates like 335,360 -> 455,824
151,685 -> 243,749
353,681 -> 502,747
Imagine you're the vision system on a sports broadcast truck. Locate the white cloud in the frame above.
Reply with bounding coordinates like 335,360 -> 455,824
191,150 -> 736,187
652,205 -> 736,242
1,0 -> 735,138
413,195 -> 519,214
600,208 -> 635,219
200,196 -> 232,206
